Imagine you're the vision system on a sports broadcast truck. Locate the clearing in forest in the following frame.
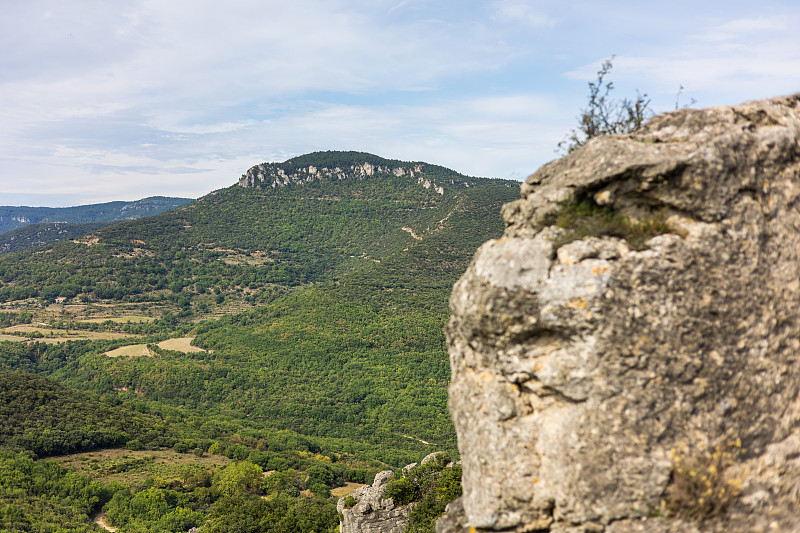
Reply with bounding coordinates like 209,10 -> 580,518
330,482 -> 367,497
104,344 -> 153,358
157,337 -> 205,353
103,337 -> 205,357
53,448 -> 232,486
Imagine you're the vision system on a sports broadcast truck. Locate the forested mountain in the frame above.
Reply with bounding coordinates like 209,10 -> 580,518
0,152 -> 519,532
0,196 -> 194,235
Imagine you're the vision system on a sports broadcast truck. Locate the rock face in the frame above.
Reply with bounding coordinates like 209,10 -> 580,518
338,470 -> 414,533
236,151 -> 483,195
446,94 -> 800,532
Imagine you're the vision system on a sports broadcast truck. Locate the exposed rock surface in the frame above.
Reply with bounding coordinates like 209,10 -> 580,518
338,470 -> 414,533
237,151 -> 500,194
239,159 -> 442,192
435,497 -> 470,533
445,94 -> 800,532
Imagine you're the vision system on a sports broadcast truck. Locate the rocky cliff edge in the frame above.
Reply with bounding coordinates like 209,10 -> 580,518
444,94 -> 800,532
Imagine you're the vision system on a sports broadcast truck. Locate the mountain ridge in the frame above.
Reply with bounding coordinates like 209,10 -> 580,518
238,150 -> 508,193
0,151 -> 520,457
0,195 -> 195,235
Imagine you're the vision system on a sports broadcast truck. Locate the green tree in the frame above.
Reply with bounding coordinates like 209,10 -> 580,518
213,461 -> 263,497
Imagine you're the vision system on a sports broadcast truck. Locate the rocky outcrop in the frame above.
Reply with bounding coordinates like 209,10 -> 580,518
238,160 -> 436,190
338,470 -> 414,533
445,94 -> 800,532
238,155 -> 452,194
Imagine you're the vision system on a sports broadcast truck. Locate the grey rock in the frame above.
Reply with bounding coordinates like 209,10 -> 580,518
421,451 -> 447,465
338,470 -> 414,533
446,94 -> 800,532
435,497 -> 470,533
402,462 -> 419,476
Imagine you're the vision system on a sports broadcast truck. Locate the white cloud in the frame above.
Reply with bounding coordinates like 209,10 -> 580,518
564,11 -> 800,111
491,0 -> 555,28
3,1 -> 800,205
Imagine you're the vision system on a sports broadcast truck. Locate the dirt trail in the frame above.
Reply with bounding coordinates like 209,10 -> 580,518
91,512 -> 117,532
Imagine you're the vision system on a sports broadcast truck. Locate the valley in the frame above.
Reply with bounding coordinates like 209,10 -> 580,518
0,151 -> 518,532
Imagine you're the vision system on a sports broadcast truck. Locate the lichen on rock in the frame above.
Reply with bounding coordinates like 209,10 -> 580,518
445,94 -> 800,532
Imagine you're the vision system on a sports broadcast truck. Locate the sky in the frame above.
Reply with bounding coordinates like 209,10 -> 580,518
1,1 -> 799,206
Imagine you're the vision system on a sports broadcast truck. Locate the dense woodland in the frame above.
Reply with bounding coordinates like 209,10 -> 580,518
0,152 -> 519,532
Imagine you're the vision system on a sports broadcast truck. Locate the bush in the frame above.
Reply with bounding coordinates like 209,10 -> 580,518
663,439 -> 743,521
559,56 -> 652,153
308,481 -> 331,499
385,477 -> 415,506
173,441 -> 189,453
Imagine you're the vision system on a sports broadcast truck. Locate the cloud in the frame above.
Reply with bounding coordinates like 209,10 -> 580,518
564,12 -> 800,110
491,0 -> 555,28
3,1 -> 800,206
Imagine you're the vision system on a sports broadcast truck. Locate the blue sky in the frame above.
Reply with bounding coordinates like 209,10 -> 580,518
1,0 -> 799,206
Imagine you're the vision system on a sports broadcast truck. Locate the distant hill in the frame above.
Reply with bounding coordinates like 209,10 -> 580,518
0,196 -> 195,235
0,221 -> 113,254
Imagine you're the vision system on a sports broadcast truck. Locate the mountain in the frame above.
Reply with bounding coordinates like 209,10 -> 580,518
0,196 -> 194,235
0,152 -> 517,449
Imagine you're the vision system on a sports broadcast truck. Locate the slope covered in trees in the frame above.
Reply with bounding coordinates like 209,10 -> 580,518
0,370 -> 174,457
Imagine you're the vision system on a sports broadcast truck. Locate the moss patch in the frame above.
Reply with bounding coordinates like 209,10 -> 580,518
543,196 -> 676,250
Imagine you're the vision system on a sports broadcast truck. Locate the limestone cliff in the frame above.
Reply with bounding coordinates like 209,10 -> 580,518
237,151 -> 495,194
339,452 -> 461,533
444,94 -> 800,532
239,159 -> 447,193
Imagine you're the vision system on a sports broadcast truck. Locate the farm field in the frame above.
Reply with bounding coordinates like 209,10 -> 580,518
104,344 -> 153,357
157,336 -> 205,353
330,482 -> 367,497
103,337 -> 205,357
0,324 -> 134,342
79,315 -> 156,324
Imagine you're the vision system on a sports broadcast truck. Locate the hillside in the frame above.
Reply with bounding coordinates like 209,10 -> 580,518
0,196 -> 194,235
0,153 -> 515,309
0,152 -> 518,465
0,151 -> 520,532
